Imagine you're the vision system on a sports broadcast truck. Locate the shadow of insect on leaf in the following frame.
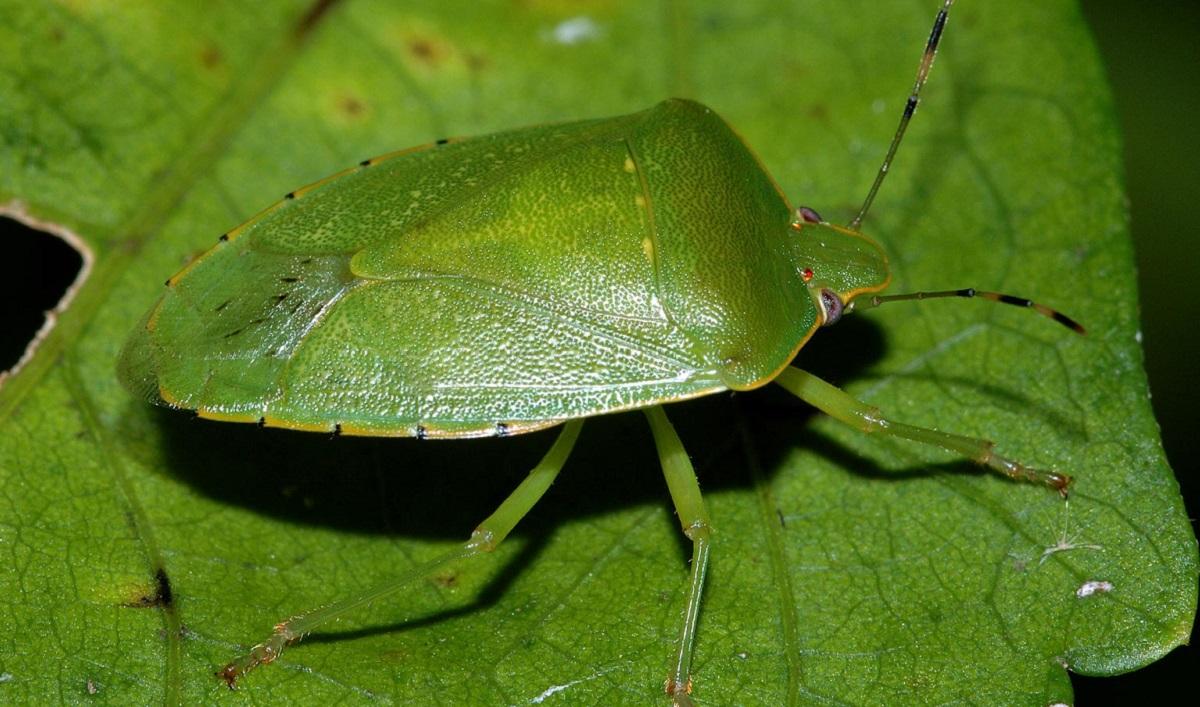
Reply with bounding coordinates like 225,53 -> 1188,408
303,533 -> 551,646
146,393 -> 813,539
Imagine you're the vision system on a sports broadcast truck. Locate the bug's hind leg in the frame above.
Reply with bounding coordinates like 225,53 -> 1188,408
775,367 -> 1071,496
644,406 -> 711,707
219,420 -> 584,687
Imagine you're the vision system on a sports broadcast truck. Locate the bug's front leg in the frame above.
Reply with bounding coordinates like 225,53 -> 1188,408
644,406 -> 712,707
774,366 -> 1071,496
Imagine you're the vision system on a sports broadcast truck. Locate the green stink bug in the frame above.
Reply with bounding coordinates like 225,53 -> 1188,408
118,0 -> 1085,702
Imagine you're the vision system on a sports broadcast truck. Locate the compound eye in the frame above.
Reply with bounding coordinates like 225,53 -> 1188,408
796,206 -> 824,224
819,288 -> 844,326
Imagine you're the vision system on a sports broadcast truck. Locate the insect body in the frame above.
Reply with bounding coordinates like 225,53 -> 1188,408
120,98 -> 882,438
119,1 -> 1079,702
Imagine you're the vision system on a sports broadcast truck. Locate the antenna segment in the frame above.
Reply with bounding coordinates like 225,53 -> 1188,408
849,0 -> 954,231
856,288 -> 1086,334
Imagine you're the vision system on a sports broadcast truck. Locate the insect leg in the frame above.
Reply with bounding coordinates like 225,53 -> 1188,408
644,406 -> 711,707
774,367 -> 1071,496
218,420 -> 584,687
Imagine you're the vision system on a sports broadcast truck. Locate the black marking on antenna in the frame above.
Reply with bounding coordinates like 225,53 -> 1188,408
928,7 -> 949,50
996,294 -> 1032,307
1054,311 -> 1086,335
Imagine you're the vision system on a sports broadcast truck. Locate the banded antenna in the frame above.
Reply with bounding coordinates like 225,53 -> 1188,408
849,0 -> 954,231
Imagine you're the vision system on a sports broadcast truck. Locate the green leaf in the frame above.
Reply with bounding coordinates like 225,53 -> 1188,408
1,0 -> 1193,704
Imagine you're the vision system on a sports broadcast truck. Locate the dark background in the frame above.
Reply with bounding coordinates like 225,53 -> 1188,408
1,0 -> 1195,698
1073,0 -> 1200,697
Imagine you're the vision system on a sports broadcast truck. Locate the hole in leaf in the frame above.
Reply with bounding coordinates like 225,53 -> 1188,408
0,214 -> 86,374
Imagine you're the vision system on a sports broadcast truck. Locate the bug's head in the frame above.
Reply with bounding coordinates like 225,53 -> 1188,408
789,207 -> 890,327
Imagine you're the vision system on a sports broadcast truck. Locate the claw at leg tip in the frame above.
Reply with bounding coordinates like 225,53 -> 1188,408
1049,472 -> 1072,499
217,664 -> 240,689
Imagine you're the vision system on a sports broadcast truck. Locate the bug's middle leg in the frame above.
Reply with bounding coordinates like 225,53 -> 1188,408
644,405 -> 711,707
774,366 -> 1071,495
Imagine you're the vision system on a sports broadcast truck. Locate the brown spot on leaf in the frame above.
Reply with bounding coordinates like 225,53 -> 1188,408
200,44 -> 223,69
339,94 -> 366,117
466,52 -> 488,72
408,38 -> 438,64
398,29 -> 461,73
